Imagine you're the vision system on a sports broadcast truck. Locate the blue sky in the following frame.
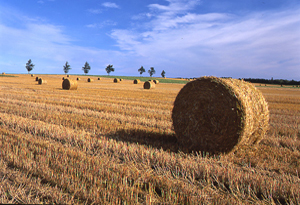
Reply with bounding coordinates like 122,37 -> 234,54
0,0 -> 299,79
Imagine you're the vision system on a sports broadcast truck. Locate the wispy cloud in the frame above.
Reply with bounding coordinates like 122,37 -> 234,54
86,20 -> 117,29
110,1 -> 300,79
102,2 -> 120,9
87,9 -> 102,14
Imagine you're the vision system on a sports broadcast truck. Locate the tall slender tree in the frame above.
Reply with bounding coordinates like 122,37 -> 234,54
82,61 -> 91,75
25,59 -> 35,74
161,70 -> 166,78
63,61 -> 71,74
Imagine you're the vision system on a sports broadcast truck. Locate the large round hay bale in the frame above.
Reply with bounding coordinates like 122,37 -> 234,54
62,78 -> 78,90
153,80 -> 159,84
143,81 -> 155,89
172,76 -> 269,154
114,78 -> 120,83
38,78 -> 47,84
133,79 -> 140,84
88,78 -> 94,82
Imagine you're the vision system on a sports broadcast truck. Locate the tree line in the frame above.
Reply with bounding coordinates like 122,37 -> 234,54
25,59 -> 166,78
242,78 -> 300,86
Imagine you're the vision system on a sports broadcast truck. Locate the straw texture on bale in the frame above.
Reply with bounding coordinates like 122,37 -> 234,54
133,79 -> 140,84
35,77 -> 39,81
38,79 -> 47,84
88,78 -> 94,82
62,79 -> 78,90
172,76 -> 269,154
153,80 -> 159,84
114,78 -> 120,83
143,81 -> 155,89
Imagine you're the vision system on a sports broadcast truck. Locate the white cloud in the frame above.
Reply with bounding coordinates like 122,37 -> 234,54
86,20 -> 117,29
102,2 -> 120,9
110,3 -> 300,79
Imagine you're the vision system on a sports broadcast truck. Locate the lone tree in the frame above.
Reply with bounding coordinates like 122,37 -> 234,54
138,66 -> 145,76
25,59 -> 35,74
82,61 -> 91,75
63,61 -> 71,74
161,70 -> 166,78
148,67 -> 155,77
105,64 -> 114,75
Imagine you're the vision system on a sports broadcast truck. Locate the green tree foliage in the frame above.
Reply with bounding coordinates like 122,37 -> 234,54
148,67 -> 155,77
105,64 -> 115,75
25,59 -> 35,74
161,70 -> 166,78
82,61 -> 91,75
63,61 -> 71,74
138,66 -> 145,75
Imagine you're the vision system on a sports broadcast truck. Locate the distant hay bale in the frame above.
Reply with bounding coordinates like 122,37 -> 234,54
133,79 -> 140,84
1,72 -> 5,75
98,77 -> 101,80
67,75 -> 70,77
153,80 -> 159,84
36,77 -> 39,81
38,78 -> 47,85
62,78 -> 78,90
31,74 -> 35,77
77,77 -> 81,81
62,77 -> 65,80
114,78 -> 120,83
88,78 -> 94,82
148,80 -> 154,83
120,79 -> 123,81
143,81 -> 155,89
172,76 -> 269,154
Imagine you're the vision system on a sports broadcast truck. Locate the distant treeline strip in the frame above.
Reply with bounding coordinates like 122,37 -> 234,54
241,78 -> 300,86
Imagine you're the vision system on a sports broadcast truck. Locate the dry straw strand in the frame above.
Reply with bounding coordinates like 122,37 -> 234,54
172,76 -> 269,154
133,79 -> 140,84
62,78 -> 78,90
143,81 -> 155,89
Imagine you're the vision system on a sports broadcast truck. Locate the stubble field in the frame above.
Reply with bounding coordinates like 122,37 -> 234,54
0,74 -> 299,204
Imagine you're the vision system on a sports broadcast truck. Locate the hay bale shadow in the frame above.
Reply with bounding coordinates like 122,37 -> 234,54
104,129 -> 186,153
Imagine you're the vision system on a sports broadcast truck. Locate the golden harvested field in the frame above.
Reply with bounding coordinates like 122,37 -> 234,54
0,74 -> 299,204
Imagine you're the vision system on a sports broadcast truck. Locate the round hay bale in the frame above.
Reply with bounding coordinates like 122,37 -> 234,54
38,78 -> 47,85
114,78 -> 120,83
2,72 -> 5,75
62,77 -> 65,80
88,78 -> 94,82
98,77 -> 101,80
67,75 -> 70,77
77,77 -> 81,81
31,74 -> 35,77
148,80 -> 154,82
35,77 -> 39,81
120,78 -> 123,81
172,76 -> 269,154
143,81 -> 155,89
133,79 -> 140,84
153,80 -> 159,84
62,78 -> 78,90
